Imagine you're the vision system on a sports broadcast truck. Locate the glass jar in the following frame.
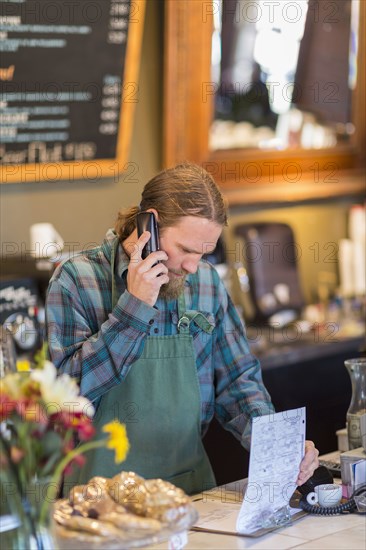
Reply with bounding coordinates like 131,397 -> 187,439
344,358 -> 366,450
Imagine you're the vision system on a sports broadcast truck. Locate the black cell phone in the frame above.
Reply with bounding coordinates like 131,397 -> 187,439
136,212 -> 160,259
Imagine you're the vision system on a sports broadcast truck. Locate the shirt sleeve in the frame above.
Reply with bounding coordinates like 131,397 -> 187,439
212,271 -> 275,450
46,267 -> 158,403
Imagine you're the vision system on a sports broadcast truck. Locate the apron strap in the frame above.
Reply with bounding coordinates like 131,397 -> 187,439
185,311 -> 215,334
177,295 -> 214,335
177,294 -> 189,334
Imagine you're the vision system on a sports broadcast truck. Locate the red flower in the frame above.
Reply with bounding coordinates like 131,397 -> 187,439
63,453 -> 86,476
49,410 -> 70,426
77,420 -> 95,441
72,454 -> 86,467
63,463 -> 73,476
0,394 -> 16,421
52,410 -> 95,441
62,439 -> 74,454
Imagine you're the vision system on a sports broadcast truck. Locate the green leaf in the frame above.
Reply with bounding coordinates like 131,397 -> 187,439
40,451 -> 63,477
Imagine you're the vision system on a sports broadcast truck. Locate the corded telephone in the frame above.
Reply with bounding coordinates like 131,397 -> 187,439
296,465 -> 365,514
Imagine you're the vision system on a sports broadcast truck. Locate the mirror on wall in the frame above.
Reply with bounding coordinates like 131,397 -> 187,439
210,0 -> 358,152
164,0 -> 365,197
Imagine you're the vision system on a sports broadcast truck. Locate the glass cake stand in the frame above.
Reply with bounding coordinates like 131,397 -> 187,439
53,502 -> 198,549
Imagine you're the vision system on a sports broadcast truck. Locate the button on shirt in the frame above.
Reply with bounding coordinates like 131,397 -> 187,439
46,229 -> 274,448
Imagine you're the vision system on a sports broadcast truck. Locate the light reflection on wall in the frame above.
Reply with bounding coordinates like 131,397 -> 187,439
253,0 -> 309,114
212,0 -> 310,115
209,0 -> 355,151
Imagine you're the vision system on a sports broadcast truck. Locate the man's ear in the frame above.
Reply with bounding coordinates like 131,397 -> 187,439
146,208 -> 159,221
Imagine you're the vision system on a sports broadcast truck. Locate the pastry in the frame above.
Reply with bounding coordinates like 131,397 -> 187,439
143,478 -> 190,523
107,472 -> 190,523
107,471 -> 148,515
54,472 -> 193,544
69,476 -> 125,518
55,512 -> 124,539
98,511 -> 161,535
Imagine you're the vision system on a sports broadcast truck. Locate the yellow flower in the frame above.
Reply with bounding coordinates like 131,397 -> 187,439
102,420 -> 130,463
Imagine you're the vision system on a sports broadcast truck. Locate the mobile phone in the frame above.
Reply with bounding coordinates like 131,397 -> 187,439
136,211 -> 160,259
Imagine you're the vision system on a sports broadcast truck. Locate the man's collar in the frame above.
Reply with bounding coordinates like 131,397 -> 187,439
116,242 -> 130,278
102,229 -> 129,278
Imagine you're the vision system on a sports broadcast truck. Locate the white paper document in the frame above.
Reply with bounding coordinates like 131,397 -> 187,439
236,407 -> 306,534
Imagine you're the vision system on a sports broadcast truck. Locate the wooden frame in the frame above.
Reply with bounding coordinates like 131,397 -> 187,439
164,0 -> 365,204
1,0 -> 146,184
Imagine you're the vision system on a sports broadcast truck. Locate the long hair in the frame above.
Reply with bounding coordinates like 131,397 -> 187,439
115,163 -> 228,241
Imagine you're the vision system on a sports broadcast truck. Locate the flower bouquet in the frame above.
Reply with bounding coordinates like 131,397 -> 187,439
0,347 -> 129,549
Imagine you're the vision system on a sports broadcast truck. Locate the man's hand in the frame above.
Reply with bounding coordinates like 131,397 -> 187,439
126,231 -> 169,307
296,440 -> 320,486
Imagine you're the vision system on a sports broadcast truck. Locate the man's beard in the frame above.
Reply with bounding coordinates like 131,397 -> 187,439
159,272 -> 187,300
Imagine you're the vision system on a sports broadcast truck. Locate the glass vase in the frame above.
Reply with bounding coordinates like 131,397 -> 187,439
344,357 -> 366,450
25,478 -> 58,550
0,435 -> 33,549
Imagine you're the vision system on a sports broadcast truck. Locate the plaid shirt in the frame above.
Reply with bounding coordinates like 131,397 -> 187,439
46,229 -> 274,448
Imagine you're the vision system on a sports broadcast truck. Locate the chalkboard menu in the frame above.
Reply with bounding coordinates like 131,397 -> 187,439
0,0 -> 145,183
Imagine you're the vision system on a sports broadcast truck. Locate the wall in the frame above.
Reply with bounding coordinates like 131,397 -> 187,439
225,198 -> 361,305
0,0 -> 361,310
0,0 -> 163,253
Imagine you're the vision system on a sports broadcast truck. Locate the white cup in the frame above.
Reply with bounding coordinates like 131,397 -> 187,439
29,223 -> 64,259
315,484 -> 342,507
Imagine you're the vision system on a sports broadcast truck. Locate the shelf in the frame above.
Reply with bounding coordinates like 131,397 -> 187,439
223,170 -> 366,207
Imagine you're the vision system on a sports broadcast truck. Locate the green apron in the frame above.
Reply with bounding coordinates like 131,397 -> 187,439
64,238 -> 216,496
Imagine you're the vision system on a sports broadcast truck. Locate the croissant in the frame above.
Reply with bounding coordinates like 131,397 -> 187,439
69,477 -> 126,518
107,472 -> 190,523
98,511 -> 161,535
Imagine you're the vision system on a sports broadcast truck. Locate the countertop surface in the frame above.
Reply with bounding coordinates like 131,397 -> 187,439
150,462 -> 365,550
152,512 -> 365,549
250,328 -> 365,370
54,488 -> 365,550
53,453 -> 365,550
